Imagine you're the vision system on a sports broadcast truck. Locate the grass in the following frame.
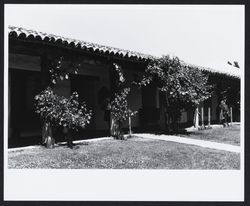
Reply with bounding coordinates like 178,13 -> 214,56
8,137 -> 240,169
180,124 -> 240,146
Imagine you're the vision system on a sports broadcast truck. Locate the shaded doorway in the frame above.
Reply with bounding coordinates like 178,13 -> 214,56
71,74 -> 99,130
139,85 -> 160,130
9,69 -> 43,147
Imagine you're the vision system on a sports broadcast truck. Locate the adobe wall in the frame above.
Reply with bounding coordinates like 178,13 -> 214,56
9,52 -> 146,131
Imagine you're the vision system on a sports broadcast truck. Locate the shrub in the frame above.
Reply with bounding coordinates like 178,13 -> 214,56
34,87 -> 92,131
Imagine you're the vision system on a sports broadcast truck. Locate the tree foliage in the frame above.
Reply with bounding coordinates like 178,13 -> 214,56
109,63 -> 137,139
138,55 -> 212,130
110,88 -> 137,123
34,87 -> 92,131
49,56 -> 80,84
140,55 -> 211,107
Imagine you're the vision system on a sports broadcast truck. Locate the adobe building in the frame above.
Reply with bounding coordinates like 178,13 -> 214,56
8,26 -> 240,147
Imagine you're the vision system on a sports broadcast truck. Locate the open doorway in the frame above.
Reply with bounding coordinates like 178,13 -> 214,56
71,74 -> 99,130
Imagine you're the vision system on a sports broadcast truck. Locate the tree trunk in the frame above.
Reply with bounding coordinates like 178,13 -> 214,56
42,122 -> 55,148
164,94 -> 171,132
128,114 -> 132,136
158,92 -> 170,132
63,127 -> 74,148
110,115 -> 123,139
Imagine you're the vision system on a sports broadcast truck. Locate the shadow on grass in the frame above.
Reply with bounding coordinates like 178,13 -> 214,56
56,141 -> 89,150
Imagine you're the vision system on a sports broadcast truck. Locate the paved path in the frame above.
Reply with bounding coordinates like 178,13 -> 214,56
136,133 -> 241,153
9,126 -> 241,153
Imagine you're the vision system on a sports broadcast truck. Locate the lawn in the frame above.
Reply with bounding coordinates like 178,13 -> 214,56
180,124 -> 240,146
8,136 -> 240,169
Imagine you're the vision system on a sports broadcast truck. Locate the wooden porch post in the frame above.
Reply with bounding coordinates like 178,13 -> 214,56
230,107 -> 233,125
201,107 -> 204,129
194,106 -> 199,129
208,107 -> 211,128
128,113 -> 132,135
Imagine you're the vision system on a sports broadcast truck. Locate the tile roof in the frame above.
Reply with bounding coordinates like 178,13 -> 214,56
8,25 -> 240,79
181,61 -> 241,79
8,25 -> 156,62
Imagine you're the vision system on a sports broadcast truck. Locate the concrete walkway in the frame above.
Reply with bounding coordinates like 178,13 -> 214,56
136,133 -> 241,153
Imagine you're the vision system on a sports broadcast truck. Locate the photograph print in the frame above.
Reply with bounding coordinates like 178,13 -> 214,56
4,4 -> 244,202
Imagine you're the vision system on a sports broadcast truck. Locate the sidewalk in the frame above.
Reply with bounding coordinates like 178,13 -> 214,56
136,133 -> 241,153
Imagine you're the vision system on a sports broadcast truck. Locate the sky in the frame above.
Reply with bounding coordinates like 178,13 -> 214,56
5,4 -> 244,75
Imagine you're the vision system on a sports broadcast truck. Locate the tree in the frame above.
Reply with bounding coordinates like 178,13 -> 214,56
34,55 -> 93,148
109,63 -> 137,139
110,88 -> 130,139
138,55 -> 211,132
34,87 -> 92,148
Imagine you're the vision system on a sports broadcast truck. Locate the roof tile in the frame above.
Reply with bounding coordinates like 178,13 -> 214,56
8,25 -> 240,78
8,25 -> 155,61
